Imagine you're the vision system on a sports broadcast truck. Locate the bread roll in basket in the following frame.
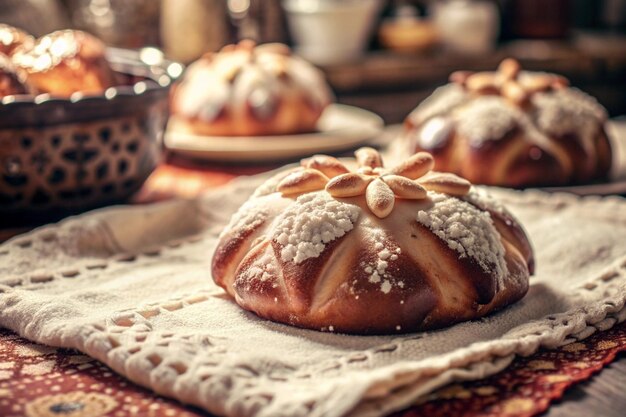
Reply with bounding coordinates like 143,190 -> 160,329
212,149 -> 534,334
12,29 -> 118,97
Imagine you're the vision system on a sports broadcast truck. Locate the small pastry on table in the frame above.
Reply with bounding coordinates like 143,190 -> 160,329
170,40 -> 333,137
403,59 -> 612,187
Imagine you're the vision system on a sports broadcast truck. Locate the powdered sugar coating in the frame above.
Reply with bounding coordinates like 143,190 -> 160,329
177,66 -> 230,121
273,193 -> 361,264
416,192 -> 507,281
233,64 -> 279,120
463,186 -> 509,218
456,97 -> 521,146
533,88 -> 607,141
237,250 -> 278,291
361,233 -> 403,294
220,199 -> 269,239
408,84 -> 468,125
409,81 -> 607,150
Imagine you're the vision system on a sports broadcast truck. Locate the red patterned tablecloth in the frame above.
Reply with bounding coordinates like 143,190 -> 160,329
2,324 -> 625,417
2,153 -> 626,417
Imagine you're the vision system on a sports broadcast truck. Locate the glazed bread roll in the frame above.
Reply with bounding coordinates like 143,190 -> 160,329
0,24 -> 34,56
170,40 -> 333,137
403,59 -> 612,187
212,148 -> 534,334
0,53 -> 29,96
12,30 -> 117,97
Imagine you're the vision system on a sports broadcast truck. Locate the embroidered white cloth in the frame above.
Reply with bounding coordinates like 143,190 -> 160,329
1,173 -> 625,417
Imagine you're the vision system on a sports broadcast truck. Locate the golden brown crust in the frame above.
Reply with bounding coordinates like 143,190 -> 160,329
213,194 -> 531,334
12,30 -> 117,97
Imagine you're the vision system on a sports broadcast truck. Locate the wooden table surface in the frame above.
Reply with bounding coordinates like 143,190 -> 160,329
546,359 -> 626,417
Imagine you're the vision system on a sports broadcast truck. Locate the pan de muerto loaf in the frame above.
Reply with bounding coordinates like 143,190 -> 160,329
212,148 -> 534,334
170,40 -> 333,137
403,59 -> 611,187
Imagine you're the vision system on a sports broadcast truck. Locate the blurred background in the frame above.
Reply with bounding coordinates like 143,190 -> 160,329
1,0 -> 625,123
